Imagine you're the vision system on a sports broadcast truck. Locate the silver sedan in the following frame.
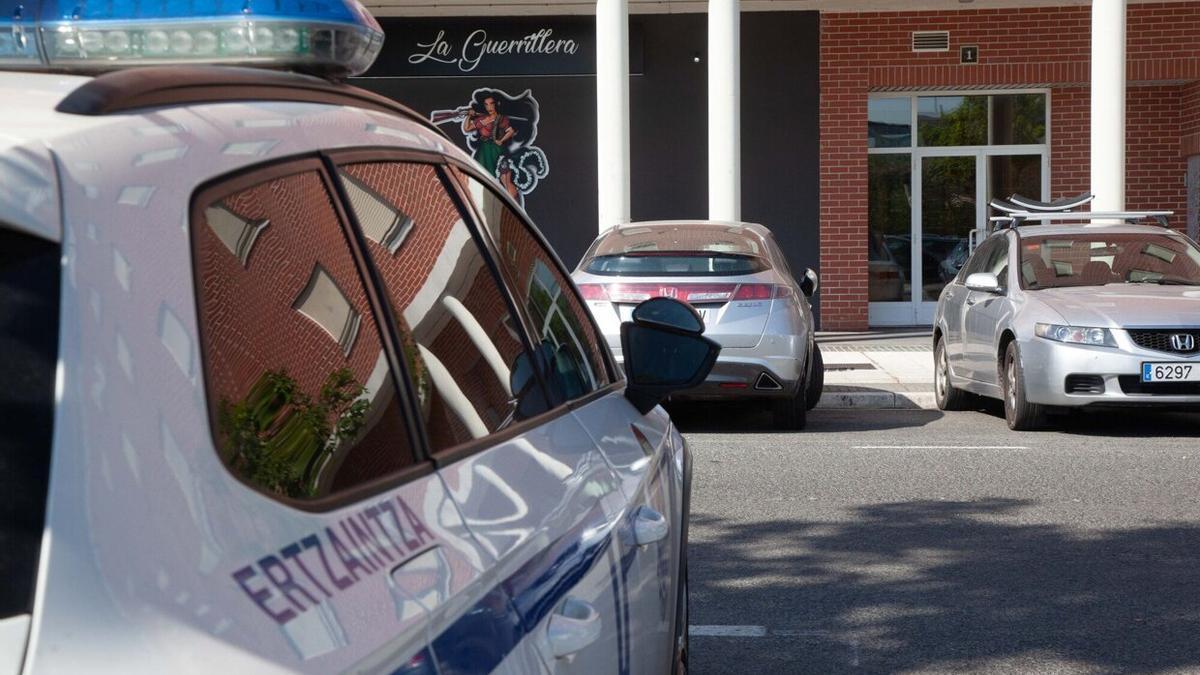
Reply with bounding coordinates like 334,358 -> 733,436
934,221 -> 1200,429
573,220 -> 823,429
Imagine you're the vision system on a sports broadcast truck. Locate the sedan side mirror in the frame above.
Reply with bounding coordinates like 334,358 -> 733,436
621,297 -> 720,414
799,268 -> 819,297
964,272 -> 1002,294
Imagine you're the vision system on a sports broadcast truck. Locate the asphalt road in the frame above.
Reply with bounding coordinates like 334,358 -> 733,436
671,402 -> 1200,674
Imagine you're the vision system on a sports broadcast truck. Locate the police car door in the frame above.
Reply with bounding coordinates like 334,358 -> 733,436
451,168 -> 671,675
31,144 -> 464,673
328,156 -> 626,674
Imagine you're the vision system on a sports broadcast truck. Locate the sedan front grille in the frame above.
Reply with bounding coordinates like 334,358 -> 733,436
1128,329 -> 1200,355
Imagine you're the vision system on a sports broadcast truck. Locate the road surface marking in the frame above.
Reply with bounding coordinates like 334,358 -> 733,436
689,625 -> 767,637
853,445 -> 1029,450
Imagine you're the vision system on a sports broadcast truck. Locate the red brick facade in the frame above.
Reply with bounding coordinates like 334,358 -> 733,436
820,2 -> 1200,329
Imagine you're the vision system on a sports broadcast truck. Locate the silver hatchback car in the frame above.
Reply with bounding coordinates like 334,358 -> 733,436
572,221 -> 823,429
934,196 -> 1200,430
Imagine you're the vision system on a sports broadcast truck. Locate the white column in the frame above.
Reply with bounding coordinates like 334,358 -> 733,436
1091,0 -> 1126,212
596,0 -> 631,233
708,0 -> 741,221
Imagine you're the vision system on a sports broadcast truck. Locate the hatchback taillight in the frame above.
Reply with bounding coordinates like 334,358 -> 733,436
578,283 -> 610,301
582,282 -> 787,304
733,284 -> 773,300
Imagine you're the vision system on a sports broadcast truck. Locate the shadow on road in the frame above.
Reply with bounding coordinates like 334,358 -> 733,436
689,498 -> 1200,673
967,398 -> 1200,438
666,402 -> 944,433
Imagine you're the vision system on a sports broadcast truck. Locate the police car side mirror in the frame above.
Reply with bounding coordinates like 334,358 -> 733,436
621,298 -> 720,415
799,268 -> 819,298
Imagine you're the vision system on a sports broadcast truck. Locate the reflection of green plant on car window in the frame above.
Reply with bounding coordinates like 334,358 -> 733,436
217,368 -> 369,499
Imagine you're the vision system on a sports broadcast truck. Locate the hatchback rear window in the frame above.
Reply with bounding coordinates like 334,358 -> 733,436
584,253 -> 769,277
0,227 -> 59,618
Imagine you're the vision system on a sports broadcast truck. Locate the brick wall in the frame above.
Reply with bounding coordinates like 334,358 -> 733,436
820,2 -> 1200,329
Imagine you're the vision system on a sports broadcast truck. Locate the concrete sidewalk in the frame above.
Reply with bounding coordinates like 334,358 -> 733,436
815,328 -> 937,410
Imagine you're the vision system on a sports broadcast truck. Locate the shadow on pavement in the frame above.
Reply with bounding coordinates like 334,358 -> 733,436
968,398 -> 1200,438
689,499 -> 1200,673
666,402 -> 944,433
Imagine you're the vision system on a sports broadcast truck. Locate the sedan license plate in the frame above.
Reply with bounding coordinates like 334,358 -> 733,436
1142,362 -> 1200,382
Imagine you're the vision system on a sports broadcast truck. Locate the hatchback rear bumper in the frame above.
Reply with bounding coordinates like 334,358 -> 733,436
612,346 -> 806,401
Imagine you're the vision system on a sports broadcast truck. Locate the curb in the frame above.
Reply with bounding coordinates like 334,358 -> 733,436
816,390 -> 938,410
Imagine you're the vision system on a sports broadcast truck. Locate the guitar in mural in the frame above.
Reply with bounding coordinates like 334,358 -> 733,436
431,88 -> 549,207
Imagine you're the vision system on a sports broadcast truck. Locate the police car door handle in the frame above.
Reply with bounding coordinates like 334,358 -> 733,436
632,506 -> 669,546
547,597 -> 602,658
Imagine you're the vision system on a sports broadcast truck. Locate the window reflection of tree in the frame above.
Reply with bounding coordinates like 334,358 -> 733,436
217,368 -> 369,498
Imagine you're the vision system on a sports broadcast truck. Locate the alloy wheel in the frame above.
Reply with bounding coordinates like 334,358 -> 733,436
1006,355 -> 1017,413
936,345 -> 948,399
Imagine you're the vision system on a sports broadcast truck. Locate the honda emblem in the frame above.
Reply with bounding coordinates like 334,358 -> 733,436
659,286 -> 678,299
1170,333 -> 1196,351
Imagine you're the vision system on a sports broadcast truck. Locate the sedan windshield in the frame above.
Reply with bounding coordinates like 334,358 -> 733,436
1019,232 -> 1200,289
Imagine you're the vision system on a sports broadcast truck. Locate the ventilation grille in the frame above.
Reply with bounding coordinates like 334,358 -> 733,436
1129,329 -> 1200,354
1065,374 -> 1105,395
912,31 -> 950,52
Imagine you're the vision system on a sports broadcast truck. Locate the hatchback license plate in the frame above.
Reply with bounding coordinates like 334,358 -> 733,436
1142,363 -> 1200,382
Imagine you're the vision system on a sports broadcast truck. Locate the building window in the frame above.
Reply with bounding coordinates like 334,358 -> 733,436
293,264 -> 362,356
866,91 -> 1049,326
868,97 -> 912,149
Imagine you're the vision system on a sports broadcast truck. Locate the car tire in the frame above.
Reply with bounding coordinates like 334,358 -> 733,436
934,336 -> 970,411
804,344 -> 824,411
773,385 -> 808,430
1002,341 -> 1045,430
673,567 -> 689,675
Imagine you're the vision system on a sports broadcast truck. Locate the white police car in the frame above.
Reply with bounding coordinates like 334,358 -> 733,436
0,2 -> 717,672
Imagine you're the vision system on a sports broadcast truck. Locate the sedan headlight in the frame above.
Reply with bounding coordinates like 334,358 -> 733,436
1034,323 -> 1118,348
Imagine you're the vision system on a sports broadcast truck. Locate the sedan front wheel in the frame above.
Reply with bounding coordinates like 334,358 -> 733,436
934,337 -> 970,411
1002,341 -> 1045,430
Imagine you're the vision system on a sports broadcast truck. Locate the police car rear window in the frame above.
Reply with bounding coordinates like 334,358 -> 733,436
0,228 -> 59,618
584,253 -> 768,277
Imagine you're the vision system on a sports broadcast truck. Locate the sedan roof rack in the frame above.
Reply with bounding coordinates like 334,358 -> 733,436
989,193 -> 1172,230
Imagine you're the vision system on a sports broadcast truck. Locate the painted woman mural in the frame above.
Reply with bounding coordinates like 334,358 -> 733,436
431,88 -> 549,207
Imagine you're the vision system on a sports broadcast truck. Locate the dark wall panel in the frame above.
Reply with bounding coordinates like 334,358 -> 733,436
741,11 -> 822,319
629,14 -> 709,222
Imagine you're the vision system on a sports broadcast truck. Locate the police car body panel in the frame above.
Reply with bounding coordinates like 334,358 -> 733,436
2,34 -> 707,675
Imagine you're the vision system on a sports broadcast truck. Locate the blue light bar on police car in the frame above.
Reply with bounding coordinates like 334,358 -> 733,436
0,0 -> 383,75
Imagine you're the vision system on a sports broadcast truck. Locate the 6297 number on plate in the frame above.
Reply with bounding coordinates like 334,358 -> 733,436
1142,363 -> 1198,382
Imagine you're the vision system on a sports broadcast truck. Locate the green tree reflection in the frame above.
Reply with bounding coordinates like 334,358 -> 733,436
218,368 -> 369,498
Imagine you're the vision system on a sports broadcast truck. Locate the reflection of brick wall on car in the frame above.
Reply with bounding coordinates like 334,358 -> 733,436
198,172 -> 381,415
497,203 -> 611,387
196,171 -> 414,483
343,162 -> 520,445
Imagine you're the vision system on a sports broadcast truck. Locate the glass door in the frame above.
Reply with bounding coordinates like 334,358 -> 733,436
867,92 -> 1049,326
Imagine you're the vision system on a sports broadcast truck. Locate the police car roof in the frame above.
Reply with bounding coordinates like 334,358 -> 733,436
0,67 -> 446,244
0,71 -> 108,152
